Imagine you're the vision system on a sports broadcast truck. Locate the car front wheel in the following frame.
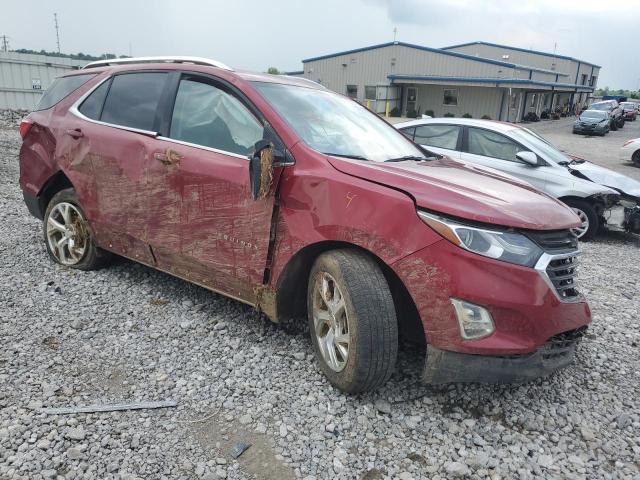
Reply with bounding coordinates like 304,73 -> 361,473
563,199 -> 599,241
307,249 -> 398,393
43,188 -> 110,270
633,150 -> 640,167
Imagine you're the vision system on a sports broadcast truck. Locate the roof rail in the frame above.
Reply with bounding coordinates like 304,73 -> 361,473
82,56 -> 232,71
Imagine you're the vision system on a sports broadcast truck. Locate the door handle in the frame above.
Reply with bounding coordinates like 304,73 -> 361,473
154,148 -> 181,166
66,128 -> 84,139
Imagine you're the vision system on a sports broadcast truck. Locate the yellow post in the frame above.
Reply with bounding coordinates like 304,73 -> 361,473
366,99 -> 371,110
385,101 -> 390,118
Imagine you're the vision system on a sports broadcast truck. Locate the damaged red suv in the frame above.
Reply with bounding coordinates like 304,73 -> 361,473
19,57 -> 591,393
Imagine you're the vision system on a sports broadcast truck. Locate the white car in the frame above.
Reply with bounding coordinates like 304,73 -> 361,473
395,118 -> 640,240
621,138 -> 640,167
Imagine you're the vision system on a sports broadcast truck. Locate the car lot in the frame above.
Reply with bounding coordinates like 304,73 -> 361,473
1,120 -> 639,479
526,116 -> 640,182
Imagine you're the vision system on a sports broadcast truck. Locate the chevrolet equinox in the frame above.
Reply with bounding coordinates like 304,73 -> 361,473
19,57 -> 591,393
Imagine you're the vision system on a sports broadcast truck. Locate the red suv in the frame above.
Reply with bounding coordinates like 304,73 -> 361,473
19,57 -> 590,393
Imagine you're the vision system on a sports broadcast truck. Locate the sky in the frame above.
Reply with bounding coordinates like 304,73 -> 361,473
2,0 -> 639,89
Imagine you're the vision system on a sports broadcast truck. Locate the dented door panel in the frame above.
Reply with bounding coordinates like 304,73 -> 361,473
145,139 -> 281,303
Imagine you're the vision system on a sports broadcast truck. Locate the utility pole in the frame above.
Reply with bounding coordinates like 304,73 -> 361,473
1,35 -> 9,53
393,27 -> 397,42
54,13 -> 61,53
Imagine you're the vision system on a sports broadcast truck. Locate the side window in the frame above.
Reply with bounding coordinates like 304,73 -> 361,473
35,73 -> 96,111
414,124 -> 460,150
78,79 -> 110,120
399,127 -> 415,140
169,78 -> 263,156
468,128 -> 521,162
100,73 -> 167,131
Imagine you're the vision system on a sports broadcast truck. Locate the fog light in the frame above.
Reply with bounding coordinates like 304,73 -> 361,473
450,299 -> 495,340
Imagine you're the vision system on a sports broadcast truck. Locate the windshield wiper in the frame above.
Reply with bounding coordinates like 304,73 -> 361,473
323,152 -> 369,161
384,155 -> 429,163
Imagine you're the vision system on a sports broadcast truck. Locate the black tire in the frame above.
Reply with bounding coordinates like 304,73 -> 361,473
43,188 -> 111,270
633,150 -> 640,167
563,198 -> 599,241
610,120 -> 618,131
307,249 -> 398,393
618,117 -> 625,129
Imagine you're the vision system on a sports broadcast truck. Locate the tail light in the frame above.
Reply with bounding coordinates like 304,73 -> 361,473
19,119 -> 34,139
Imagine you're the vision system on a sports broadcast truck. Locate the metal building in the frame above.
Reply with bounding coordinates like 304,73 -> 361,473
0,52 -> 85,109
291,41 -> 600,122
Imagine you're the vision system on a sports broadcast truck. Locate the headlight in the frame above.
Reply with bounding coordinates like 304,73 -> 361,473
418,210 -> 543,267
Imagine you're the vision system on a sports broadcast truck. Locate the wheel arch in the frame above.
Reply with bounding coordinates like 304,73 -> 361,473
35,170 -> 75,218
274,240 -> 424,344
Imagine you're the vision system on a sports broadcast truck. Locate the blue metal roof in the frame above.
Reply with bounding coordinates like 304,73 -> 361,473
442,41 -> 601,68
301,41 -> 570,76
284,70 -> 304,75
387,74 -> 595,92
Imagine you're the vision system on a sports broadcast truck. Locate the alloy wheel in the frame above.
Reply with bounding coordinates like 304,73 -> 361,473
571,208 -> 590,239
46,202 -> 88,265
312,272 -> 350,372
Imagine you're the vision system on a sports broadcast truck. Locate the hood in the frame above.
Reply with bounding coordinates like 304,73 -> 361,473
578,116 -> 607,124
327,156 -> 581,230
569,161 -> 640,198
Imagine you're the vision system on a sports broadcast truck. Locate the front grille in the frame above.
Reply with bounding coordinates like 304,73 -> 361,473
546,255 -> 580,300
541,326 -> 587,361
528,229 -> 578,253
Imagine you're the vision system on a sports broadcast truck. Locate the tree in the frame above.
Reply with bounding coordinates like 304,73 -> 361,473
266,67 -> 281,75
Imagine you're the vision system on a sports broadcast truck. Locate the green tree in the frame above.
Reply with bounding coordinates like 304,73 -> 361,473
266,67 -> 281,75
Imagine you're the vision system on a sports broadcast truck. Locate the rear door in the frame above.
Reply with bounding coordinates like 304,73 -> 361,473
412,124 -> 462,158
460,126 -> 547,191
145,73 -> 282,302
68,71 -> 169,263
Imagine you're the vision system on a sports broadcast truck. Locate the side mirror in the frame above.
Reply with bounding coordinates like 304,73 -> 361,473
516,151 -> 539,166
249,140 -> 284,200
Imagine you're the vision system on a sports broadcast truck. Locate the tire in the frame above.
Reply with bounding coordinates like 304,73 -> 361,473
618,117 -> 625,129
610,120 -> 618,131
43,188 -> 111,270
307,249 -> 398,393
633,150 -> 640,167
563,198 -> 599,241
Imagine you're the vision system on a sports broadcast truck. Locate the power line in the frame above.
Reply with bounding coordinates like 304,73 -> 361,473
54,13 -> 60,53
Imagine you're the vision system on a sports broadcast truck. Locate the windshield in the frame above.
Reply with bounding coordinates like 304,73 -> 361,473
580,111 -> 607,120
252,82 -> 426,162
510,128 -> 572,165
589,103 -> 611,111
622,103 -> 636,109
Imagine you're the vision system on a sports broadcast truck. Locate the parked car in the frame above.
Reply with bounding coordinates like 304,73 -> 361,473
588,100 -> 625,130
621,138 -> 640,167
620,102 -> 637,121
395,118 -> 640,240
20,57 -> 591,392
572,110 -> 610,136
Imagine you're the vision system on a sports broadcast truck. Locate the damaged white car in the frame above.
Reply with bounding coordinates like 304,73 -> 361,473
395,118 -> 640,240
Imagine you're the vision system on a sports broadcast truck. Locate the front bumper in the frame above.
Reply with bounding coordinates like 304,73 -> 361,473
423,327 -> 586,384
573,124 -> 607,134
391,239 -> 591,382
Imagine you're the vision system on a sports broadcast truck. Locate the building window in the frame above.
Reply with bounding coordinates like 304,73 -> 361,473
443,89 -> 458,106
530,93 -> 537,107
364,86 -> 377,100
406,87 -> 418,113
581,74 -> 588,85
346,85 -> 358,99
590,76 -> 597,87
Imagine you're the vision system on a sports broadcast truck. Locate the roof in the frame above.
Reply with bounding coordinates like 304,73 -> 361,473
394,117 -> 522,132
301,41 -> 569,76
388,74 -> 594,92
442,41 -> 601,68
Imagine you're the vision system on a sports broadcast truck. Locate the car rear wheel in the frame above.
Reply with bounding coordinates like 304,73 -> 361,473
563,199 -> 599,241
44,188 -> 111,270
307,249 -> 398,393
610,120 -> 618,131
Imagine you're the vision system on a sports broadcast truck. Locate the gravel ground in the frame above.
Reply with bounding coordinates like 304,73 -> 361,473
1,121 -> 640,480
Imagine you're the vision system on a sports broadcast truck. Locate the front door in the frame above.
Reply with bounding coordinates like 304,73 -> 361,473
145,74 -> 281,302
460,127 -> 547,192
